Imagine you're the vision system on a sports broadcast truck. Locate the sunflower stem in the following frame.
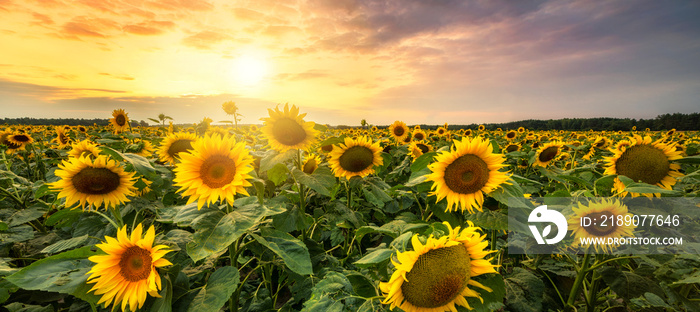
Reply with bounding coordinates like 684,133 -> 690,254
0,186 -> 26,208
92,209 -> 120,230
109,206 -> 125,228
567,252 -> 591,309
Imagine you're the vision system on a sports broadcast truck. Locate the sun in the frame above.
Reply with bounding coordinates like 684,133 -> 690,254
232,54 -> 269,85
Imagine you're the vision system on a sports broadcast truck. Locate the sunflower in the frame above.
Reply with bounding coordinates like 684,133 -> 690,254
604,135 -> 683,197
504,143 -> 520,153
222,100 -> 238,115
567,199 -> 636,253
436,127 -> 448,136
517,127 -> 525,133
87,224 -> 172,312
427,137 -> 509,213
328,136 -> 383,179
259,103 -> 318,152
592,136 -> 608,148
409,141 -> 433,161
68,140 -> 102,159
8,133 -> 33,146
505,130 -> 517,141
533,141 -> 564,167
464,129 -> 473,137
129,140 -> 155,157
302,154 -> 322,174
110,109 -> 130,133
157,132 -> 197,165
380,221 -> 498,312
1,131 -> 24,153
412,129 -> 427,141
51,127 -> 71,149
50,155 -> 136,210
389,121 -> 409,143
77,125 -> 88,133
249,124 -> 259,132
173,134 -> 254,209
478,125 -> 485,131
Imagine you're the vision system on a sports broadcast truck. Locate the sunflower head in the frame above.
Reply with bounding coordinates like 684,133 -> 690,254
380,221 -> 498,312
222,101 -> 238,115
389,121 -> 409,143
87,224 -> 172,312
604,135 -> 683,197
8,133 -> 34,146
50,155 -> 136,210
533,141 -> 564,167
54,127 -> 71,149
302,154 -> 322,174
157,132 -> 197,165
328,136 -> 383,179
412,129 -> 427,141
568,199 -> 636,253
260,103 -> 318,152
173,134 -> 254,209
409,141 -> 433,161
427,137 -> 510,213
505,130 -> 517,140
110,109 -> 130,133
68,140 -> 102,159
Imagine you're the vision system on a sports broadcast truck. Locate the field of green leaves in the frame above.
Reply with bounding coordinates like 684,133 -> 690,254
1,104 -> 699,312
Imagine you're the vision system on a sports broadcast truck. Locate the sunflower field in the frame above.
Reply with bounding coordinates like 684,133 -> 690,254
1,104 -> 699,312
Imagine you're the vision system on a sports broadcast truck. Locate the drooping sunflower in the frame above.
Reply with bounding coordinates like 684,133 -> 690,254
110,109 -> 130,133
389,121 -> 409,143
54,126 -> 72,149
1,131 -> 24,154
50,155 -> 136,210
302,154 -> 322,174
427,137 -> 510,213
604,135 -> 683,197
328,136 -> 383,179
173,134 -> 254,209
533,141 -> 564,167
68,140 -> 102,159
157,132 -> 197,165
380,221 -> 498,312
567,199 -> 636,253
87,224 -> 172,312
260,103 -> 318,152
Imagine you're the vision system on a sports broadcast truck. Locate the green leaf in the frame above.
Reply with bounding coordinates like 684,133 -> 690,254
504,268 -> 544,312
292,167 -> 336,196
185,266 -> 239,312
186,198 -> 282,262
4,302 -> 54,312
267,163 -> 290,186
490,179 -> 532,209
41,235 -> 90,254
466,273 -> 506,312
675,155 -> 700,164
410,151 -> 436,173
0,225 -> 33,244
353,248 -> 393,268
252,228 -> 313,275
260,150 -> 296,172
186,211 -> 236,263
5,246 -> 101,305
9,207 -> 46,227
599,267 -> 664,301
464,210 -> 509,231
121,153 -> 157,176
624,181 -> 682,195
34,183 -> 53,199
45,209 -> 81,227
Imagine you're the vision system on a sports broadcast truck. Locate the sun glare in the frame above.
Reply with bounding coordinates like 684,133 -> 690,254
232,55 -> 269,86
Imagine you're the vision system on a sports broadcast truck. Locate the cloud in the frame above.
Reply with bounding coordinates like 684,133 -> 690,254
122,20 -> 175,35
99,73 -> 135,80
182,30 -> 233,49
0,78 -> 126,101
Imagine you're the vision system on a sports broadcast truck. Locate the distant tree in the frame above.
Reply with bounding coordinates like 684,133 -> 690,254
139,120 -> 149,127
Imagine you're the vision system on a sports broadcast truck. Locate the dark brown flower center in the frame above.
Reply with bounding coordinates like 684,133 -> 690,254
303,158 -> 318,174
538,146 -> 559,163
443,154 -> 490,194
115,114 -> 127,126
506,132 -> 515,139
167,139 -> 193,159
393,126 -> 405,137
615,144 -> 670,185
339,146 -> 374,173
13,134 -> 31,142
401,245 -> 471,308
199,155 -> 237,188
505,144 -> 520,153
584,211 -> 617,236
416,143 -> 430,154
72,167 -> 121,195
272,118 -> 307,146
414,132 -> 425,141
119,246 -> 152,282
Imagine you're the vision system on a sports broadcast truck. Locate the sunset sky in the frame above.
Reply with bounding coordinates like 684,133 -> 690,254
1,0 -> 699,126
